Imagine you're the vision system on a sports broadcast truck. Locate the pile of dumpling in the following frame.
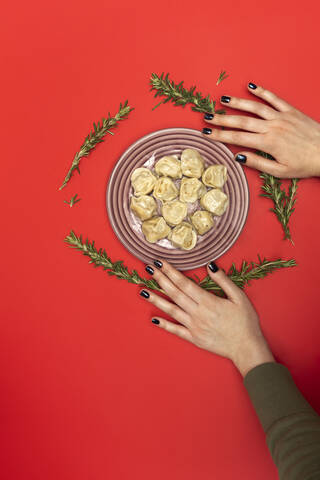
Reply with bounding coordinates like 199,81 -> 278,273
130,148 -> 228,251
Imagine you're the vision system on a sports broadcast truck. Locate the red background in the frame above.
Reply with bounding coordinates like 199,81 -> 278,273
1,1 -> 319,479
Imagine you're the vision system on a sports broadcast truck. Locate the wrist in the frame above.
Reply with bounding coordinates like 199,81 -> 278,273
233,337 -> 275,378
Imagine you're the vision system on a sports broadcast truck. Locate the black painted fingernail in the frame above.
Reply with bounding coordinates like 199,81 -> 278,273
204,113 -> 214,120
140,290 -> 150,298
248,82 -> 257,90
208,261 -> 219,273
145,266 -> 154,275
154,260 -> 163,268
202,127 -> 212,135
152,318 -> 160,325
221,95 -> 231,103
235,154 -> 247,164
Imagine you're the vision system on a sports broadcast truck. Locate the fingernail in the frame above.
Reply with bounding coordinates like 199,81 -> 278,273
204,113 -> 214,120
140,290 -> 150,298
235,154 -> 247,164
221,95 -> 231,103
145,266 -> 154,275
154,260 -> 163,268
152,318 -> 160,325
208,261 -> 219,273
248,82 -> 257,90
202,127 -> 212,135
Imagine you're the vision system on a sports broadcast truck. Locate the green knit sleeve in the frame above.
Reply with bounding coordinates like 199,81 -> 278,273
244,362 -> 320,480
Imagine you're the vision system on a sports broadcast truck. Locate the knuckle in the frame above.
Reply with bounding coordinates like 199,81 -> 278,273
183,313 -> 192,325
166,301 -> 179,317
231,131 -> 245,143
258,86 -> 270,99
256,133 -> 267,145
172,290 -> 185,305
170,303 -> 178,315
267,118 -> 279,129
211,128 -> 222,139
270,118 -> 287,131
259,133 -> 270,148
176,312 -> 191,327
151,267 -> 161,280
279,111 -> 293,121
152,292 -> 162,304
229,97 -> 239,108
172,274 -> 187,290
160,259 -> 169,272
191,332 -> 205,349
211,115 -> 222,125
240,117 -> 252,130
258,86 -> 266,95
152,270 -> 166,287
171,325 -> 181,337
244,99 -> 260,114
252,103 -> 266,115
192,338 -> 203,348
264,90 -> 276,103
161,321 -> 169,331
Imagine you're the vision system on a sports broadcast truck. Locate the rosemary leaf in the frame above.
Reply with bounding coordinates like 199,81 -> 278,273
65,231 -> 297,296
257,151 -> 299,243
59,101 -> 133,191
216,70 -> 229,86
64,194 -> 81,207
150,72 -> 225,114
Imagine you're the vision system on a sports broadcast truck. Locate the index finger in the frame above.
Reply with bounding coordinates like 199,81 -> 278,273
153,259 -> 208,304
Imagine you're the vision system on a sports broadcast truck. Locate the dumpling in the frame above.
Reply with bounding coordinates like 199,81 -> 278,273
131,168 -> 157,196
142,216 -> 171,243
153,177 -> 178,202
162,200 -> 188,226
179,177 -> 206,203
202,165 -> 227,188
200,189 -> 229,216
191,210 -> 214,235
169,222 -> 197,250
130,195 -> 157,221
155,156 -> 182,179
181,149 -> 205,178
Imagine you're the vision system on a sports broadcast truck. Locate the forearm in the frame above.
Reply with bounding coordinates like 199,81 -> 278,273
244,362 -> 320,480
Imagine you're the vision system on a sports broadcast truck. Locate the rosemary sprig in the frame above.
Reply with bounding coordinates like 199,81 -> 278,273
198,256 -> 297,294
150,72 -> 225,114
216,70 -> 229,86
59,101 -> 133,190
64,194 -> 81,207
257,151 -> 299,243
65,231 -> 296,295
65,231 -> 163,292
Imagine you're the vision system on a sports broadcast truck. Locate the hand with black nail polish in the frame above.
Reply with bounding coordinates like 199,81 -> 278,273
202,83 -> 320,178
141,259 -> 274,377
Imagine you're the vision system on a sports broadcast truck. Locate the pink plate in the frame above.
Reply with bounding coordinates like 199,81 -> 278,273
106,128 -> 249,270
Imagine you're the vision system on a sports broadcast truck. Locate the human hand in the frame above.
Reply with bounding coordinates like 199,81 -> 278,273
202,83 -> 320,179
140,260 -> 274,377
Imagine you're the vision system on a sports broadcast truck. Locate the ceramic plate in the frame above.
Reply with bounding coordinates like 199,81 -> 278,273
106,128 -> 249,270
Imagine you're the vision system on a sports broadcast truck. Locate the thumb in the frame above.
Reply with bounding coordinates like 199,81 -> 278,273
234,152 -> 288,178
207,261 -> 244,303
